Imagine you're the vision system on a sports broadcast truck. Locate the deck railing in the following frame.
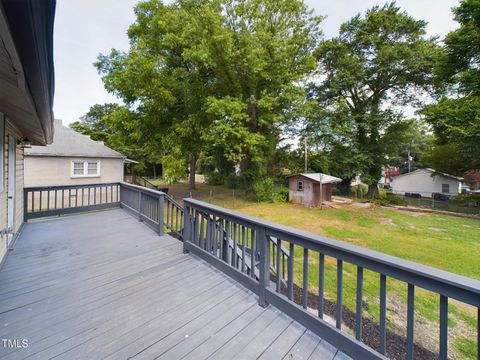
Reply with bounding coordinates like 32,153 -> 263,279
23,183 -> 121,220
119,182 -> 182,237
183,198 -> 480,360
24,183 -> 183,239
23,184 -> 480,359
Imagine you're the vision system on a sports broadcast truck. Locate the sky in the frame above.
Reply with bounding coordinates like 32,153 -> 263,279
53,0 -> 460,125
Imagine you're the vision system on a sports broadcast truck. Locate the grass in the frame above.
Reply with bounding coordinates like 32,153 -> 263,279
155,180 -> 479,358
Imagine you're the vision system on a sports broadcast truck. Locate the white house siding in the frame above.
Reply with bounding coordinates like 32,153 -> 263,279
391,169 -> 461,196
0,120 -> 25,262
24,156 -> 124,187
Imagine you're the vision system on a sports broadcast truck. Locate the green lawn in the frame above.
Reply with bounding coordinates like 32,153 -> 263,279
157,181 -> 479,359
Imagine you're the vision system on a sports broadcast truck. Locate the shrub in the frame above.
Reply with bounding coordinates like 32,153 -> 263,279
253,178 -> 275,202
205,171 -> 224,185
274,186 -> 290,203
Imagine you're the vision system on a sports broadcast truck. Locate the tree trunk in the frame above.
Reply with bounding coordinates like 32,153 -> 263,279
367,184 -> 379,197
153,164 -> 156,178
337,179 -> 352,196
189,153 -> 196,190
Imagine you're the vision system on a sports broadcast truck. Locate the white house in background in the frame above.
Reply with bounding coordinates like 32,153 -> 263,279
24,119 -> 128,187
391,168 -> 463,196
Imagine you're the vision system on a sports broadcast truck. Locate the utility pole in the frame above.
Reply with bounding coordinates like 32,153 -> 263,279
319,173 -> 323,210
407,150 -> 412,173
304,138 -> 308,173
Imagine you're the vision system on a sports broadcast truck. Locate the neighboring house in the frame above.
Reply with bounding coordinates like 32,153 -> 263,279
24,119 -> 127,187
391,168 -> 463,197
288,173 -> 342,207
0,0 -> 55,261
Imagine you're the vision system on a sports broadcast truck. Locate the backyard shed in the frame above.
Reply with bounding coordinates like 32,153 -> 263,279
390,168 -> 463,197
288,173 -> 342,207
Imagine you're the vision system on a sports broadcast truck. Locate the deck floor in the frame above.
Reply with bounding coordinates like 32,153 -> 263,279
0,209 -> 346,360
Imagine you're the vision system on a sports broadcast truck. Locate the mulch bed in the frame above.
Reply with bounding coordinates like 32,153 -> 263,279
271,276 -> 439,360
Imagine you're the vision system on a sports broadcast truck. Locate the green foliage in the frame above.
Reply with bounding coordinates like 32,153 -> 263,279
422,0 -> 480,175
253,178 -> 276,202
205,172 -> 225,186
309,3 -> 440,192
252,178 -> 288,203
95,0 -> 323,188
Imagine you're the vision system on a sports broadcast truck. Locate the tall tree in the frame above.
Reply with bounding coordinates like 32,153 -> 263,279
95,0 -> 322,189
310,2 -> 439,195
421,0 -> 480,174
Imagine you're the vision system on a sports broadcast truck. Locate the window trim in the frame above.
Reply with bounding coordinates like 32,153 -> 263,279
297,180 -> 304,192
441,183 -> 450,194
70,160 -> 101,178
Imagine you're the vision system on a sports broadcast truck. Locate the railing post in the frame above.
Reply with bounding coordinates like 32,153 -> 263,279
258,226 -> 269,308
158,194 -> 164,236
23,189 -> 28,222
183,203 -> 191,254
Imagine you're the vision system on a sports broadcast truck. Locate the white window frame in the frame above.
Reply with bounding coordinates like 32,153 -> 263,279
70,160 -> 101,178
0,113 -> 4,192
297,180 -> 304,192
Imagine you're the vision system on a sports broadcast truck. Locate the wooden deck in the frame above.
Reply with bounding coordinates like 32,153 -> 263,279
0,209 -> 347,360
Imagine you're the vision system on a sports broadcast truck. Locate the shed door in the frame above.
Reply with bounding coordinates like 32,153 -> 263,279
7,135 -> 15,232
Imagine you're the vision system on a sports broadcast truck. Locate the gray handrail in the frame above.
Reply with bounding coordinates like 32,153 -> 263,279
183,197 -> 480,360
184,198 -> 479,305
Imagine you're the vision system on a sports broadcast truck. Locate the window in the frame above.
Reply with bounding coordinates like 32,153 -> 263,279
297,180 -> 304,191
71,160 -> 100,177
441,183 -> 449,193
0,113 -> 4,192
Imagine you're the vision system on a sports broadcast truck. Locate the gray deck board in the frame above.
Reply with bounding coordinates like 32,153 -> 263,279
0,208 -> 340,359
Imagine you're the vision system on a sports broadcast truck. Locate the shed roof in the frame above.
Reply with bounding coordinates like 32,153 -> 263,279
289,173 -> 342,184
391,168 -> 463,181
25,119 -> 126,159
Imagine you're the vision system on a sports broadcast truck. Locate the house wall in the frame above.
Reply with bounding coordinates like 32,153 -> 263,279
24,156 -> 124,187
289,176 -> 315,207
0,119 -> 25,263
391,169 -> 461,196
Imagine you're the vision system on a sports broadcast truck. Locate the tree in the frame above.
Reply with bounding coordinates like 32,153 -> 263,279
421,0 -> 480,174
95,0 -> 322,189
70,103 -> 121,144
310,3 -> 439,196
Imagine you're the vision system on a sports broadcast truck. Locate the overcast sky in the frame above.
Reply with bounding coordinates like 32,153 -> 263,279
53,0 -> 460,125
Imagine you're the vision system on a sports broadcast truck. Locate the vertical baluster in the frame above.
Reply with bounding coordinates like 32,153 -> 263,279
303,248 -> 308,309
407,283 -> 415,360
241,226 -> 246,273
355,266 -> 364,341
379,274 -> 387,355
93,187 -> 96,205
46,190 -> 50,210
31,191 -> 35,212
232,223 -> 237,268
166,201 -> 170,229
250,229 -> 255,278
439,295 -> 448,360
76,188 -> 78,207
62,189 -> 65,209
88,187 -> 90,206
54,189 -> 57,210
175,207 -> 179,232
111,185 -> 113,203
276,238 -> 281,292
39,190 -> 42,211
336,259 -> 343,329
212,216 -> 218,256
288,243 -> 294,301
226,221 -> 231,263
219,219 -> 225,261
199,213 -> 205,249
318,253 -> 325,318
